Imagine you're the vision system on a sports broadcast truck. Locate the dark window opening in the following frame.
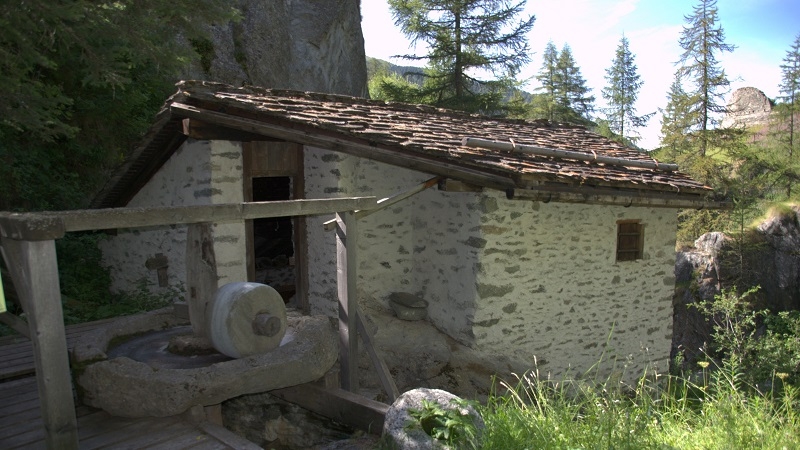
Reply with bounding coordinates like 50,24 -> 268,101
616,220 -> 644,262
252,177 -> 295,299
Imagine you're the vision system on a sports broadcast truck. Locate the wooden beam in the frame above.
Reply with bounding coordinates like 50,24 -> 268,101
508,187 -> 730,209
323,177 -> 442,231
437,178 -> 484,192
1,237 -> 78,449
182,118 -> 278,142
356,311 -> 399,402
336,211 -> 358,393
170,103 -> 515,191
0,197 -> 376,237
186,223 -> 217,337
270,383 -> 388,435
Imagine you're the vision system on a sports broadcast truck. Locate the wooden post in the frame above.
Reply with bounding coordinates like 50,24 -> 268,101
186,222 -> 217,337
336,211 -> 358,392
0,237 -> 78,450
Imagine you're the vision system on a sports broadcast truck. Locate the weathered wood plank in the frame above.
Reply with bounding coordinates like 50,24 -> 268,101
1,237 -> 78,450
0,312 -> 30,338
0,198 -> 376,239
336,212 -> 358,393
196,423 -> 262,449
186,223 -> 217,338
270,383 -> 388,435
356,311 -> 399,402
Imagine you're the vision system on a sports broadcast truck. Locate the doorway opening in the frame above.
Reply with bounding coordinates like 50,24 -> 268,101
252,176 -> 295,301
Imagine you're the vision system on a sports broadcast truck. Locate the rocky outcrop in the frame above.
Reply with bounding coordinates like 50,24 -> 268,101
672,205 -> 800,368
186,0 -> 367,97
721,87 -> 773,128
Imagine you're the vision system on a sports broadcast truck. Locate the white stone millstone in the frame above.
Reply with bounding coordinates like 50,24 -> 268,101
209,282 -> 287,358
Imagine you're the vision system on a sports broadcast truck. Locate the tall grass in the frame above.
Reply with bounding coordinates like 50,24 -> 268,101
479,355 -> 799,449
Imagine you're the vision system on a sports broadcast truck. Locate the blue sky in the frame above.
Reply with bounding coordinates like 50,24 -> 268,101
361,0 -> 800,150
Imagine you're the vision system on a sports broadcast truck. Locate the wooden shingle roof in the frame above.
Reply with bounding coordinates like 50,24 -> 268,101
92,80 -> 723,209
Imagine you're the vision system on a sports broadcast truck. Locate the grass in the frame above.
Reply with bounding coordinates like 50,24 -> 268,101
477,362 -> 800,449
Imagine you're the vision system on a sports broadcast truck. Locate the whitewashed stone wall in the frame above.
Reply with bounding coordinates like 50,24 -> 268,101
304,147 -> 677,380
100,140 -> 247,295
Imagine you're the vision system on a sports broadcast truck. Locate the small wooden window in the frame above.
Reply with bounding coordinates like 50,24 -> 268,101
616,220 -> 644,262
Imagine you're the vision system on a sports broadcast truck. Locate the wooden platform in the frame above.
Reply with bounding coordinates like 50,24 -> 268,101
0,321 -> 261,449
0,318 -> 117,382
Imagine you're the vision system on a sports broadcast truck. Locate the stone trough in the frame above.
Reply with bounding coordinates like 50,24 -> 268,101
72,296 -> 337,418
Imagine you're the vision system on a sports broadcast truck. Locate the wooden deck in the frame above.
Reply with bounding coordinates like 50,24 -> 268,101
0,320 -> 261,449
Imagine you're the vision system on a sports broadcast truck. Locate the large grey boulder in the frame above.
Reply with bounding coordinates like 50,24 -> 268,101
382,388 -> 484,450
188,0 -> 367,97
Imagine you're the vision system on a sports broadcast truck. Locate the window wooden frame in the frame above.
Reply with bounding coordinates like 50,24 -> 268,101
616,219 -> 644,262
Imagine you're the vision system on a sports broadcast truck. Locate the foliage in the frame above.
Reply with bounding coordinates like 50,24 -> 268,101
602,35 -> 653,145
693,287 -> 800,390
0,0 -> 239,211
406,398 -> 479,448
387,0 -> 535,114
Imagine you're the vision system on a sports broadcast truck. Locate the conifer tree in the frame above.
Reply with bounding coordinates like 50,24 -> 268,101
532,41 -> 560,122
777,34 -> 800,197
677,0 -> 735,156
387,0 -> 535,114
601,36 -> 653,146
555,45 -> 595,125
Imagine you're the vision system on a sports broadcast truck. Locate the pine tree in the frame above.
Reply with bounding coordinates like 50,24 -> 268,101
677,0 -> 735,156
601,36 -> 653,146
554,45 -> 595,125
387,0 -> 535,114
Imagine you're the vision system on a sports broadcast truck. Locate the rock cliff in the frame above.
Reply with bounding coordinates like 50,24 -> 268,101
185,0 -> 367,97
672,205 -> 800,368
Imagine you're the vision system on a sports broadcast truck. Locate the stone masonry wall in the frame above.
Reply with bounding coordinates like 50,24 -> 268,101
304,148 -> 677,380
101,140 -> 247,295
469,193 -> 677,380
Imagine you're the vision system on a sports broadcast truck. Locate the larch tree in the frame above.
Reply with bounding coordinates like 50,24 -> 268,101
532,41 -> 560,122
777,34 -> 800,198
554,44 -> 595,125
676,0 -> 735,156
601,35 -> 653,146
387,0 -> 535,114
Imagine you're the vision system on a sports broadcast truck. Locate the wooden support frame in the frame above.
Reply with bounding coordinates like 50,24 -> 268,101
0,196 -> 376,448
1,237 -> 78,450
336,212 -> 359,392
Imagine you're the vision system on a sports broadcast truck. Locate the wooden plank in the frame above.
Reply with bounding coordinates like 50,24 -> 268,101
196,423 -> 262,449
0,197 -> 376,238
270,383 -> 388,435
336,212 -> 358,393
186,223 -> 217,338
170,103 -> 516,191
182,118 -> 271,142
462,136 -> 681,172
323,176 -> 442,231
0,312 -> 30,338
0,237 -> 78,450
356,311 -> 399,402
509,186 -> 727,209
